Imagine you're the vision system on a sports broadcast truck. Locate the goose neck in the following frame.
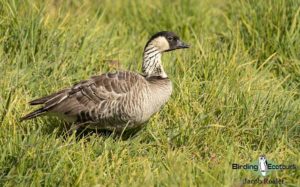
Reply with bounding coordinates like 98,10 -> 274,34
142,44 -> 167,78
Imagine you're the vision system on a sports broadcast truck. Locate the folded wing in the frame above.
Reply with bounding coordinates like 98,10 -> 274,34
21,72 -> 144,126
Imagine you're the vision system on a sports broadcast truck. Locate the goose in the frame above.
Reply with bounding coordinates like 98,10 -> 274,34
21,31 -> 189,133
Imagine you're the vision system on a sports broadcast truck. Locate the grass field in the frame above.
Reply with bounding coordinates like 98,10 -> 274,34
0,0 -> 300,186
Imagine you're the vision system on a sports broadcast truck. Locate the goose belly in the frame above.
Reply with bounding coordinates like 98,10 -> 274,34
83,80 -> 172,131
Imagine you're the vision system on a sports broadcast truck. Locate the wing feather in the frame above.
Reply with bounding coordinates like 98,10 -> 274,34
21,71 -> 145,124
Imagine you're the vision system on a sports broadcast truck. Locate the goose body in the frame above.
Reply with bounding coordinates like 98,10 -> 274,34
21,31 -> 189,132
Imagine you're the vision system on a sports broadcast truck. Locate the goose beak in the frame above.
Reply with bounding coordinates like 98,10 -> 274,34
177,40 -> 190,49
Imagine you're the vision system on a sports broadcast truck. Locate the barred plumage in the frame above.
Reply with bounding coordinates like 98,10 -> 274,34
21,31 -> 189,133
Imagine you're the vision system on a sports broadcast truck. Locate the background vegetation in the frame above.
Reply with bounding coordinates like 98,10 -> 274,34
0,0 -> 299,186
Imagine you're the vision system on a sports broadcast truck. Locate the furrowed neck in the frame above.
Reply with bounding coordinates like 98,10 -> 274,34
142,44 -> 167,78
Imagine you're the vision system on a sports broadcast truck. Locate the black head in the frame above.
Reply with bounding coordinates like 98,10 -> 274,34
145,31 -> 189,52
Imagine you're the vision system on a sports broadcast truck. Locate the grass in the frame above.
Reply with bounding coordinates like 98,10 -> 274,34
0,0 -> 299,186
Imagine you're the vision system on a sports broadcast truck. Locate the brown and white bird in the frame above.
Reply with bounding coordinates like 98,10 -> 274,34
21,31 -> 189,133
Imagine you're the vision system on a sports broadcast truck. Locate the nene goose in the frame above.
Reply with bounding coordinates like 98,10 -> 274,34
21,31 -> 189,133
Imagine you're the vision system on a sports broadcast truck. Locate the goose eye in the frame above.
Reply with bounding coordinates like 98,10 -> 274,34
167,37 -> 174,41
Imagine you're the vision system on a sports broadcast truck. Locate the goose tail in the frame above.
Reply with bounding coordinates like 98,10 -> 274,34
20,89 -> 70,121
20,108 -> 47,121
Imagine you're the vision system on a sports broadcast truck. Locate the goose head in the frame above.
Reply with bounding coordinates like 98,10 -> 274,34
144,31 -> 189,53
142,31 -> 189,78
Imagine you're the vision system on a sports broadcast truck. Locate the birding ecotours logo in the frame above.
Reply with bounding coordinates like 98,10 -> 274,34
232,155 -> 297,177
232,155 -> 297,185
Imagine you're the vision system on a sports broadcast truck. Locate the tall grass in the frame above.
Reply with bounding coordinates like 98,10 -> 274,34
0,0 -> 299,186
